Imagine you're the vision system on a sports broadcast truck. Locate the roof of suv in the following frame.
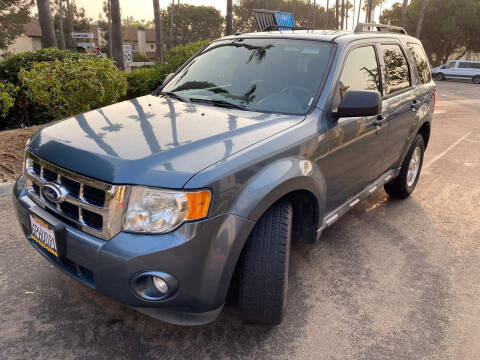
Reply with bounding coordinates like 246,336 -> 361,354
221,30 -> 419,45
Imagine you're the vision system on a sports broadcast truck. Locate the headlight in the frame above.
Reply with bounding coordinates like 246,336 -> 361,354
122,186 -> 211,234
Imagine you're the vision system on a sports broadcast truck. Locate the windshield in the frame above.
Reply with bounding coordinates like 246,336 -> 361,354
162,38 -> 332,114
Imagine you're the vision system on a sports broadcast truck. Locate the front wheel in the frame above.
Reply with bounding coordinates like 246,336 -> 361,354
385,134 -> 425,199
436,73 -> 445,81
237,200 -> 293,325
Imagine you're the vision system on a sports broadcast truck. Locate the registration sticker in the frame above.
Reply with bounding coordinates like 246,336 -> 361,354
30,215 -> 58,257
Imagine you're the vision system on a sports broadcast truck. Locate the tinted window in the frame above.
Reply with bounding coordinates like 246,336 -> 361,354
442,62 -> 456,69
459,62 -> 480,69
382,44 -> 410,95
163,39 -> 332,114
407,43 -> 431,84
338,46 -> 380,99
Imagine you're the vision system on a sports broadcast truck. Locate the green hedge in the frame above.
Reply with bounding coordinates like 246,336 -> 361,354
0,40 -> 211,130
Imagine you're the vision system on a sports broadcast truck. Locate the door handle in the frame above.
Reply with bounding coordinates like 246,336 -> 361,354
373,116 -> 386,127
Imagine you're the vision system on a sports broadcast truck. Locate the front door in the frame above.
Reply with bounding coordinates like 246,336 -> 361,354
323,45 -> 389,212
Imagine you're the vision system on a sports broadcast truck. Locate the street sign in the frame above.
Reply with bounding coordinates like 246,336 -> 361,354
123,44 -> 133,63
72,32 -> 93,39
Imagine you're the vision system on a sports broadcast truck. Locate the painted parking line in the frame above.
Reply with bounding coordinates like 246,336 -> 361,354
425,132 -> 472,169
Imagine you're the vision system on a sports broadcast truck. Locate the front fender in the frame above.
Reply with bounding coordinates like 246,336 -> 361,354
228,157 -> 326,224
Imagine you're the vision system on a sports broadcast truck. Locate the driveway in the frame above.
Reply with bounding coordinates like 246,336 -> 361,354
0,81 -> 479,360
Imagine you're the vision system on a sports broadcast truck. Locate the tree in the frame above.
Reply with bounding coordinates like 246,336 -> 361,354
335,0 -> 339,29
226,0 -> 233,35
37,0 -> 58,48
0,0 -> 32,50
110,0 -> 125,70
66,0 -> 74,49
166,4 -> 223,45
170,0 -> 175,48
415,0 -> 427,38
401,0 -> 408,27
380,0 -> 480,66
58,0 -> 66,49
341,0 -> 345,29
324,0 -> 330,28
153,0 -> 164,62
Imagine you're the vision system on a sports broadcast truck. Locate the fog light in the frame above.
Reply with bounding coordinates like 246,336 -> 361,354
152,276 -> 169,294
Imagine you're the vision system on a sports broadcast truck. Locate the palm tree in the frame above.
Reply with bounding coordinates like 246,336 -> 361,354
226,0 -> 233,35
335,0 -> 339,30
341,0 -> 345,30
401,0 -> 408,27
415,0 -> 427,38
36,0 -> 57,48
110,0 -> 125,70
324,0 -> 329,28
313,0 -> 317,28
58,0 -> 66,49
357,0 -> 362,24
153,0 -> 164,62
170,0 -> 174,49
66,0 -> 74,49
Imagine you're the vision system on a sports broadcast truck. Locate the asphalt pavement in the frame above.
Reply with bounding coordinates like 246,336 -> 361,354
0,81 -> 479,360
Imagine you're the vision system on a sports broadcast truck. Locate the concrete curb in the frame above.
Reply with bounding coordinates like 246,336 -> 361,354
0,182 -> 14,197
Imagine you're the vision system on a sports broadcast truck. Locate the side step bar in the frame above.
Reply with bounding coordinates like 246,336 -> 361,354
318,169 -> 399,237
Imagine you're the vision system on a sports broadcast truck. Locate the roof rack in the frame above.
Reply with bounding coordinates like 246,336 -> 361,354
354,23 -> 407,35
253,9 -> 306,32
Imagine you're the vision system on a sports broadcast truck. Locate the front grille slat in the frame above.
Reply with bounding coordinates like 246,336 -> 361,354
24,151 -> 126,240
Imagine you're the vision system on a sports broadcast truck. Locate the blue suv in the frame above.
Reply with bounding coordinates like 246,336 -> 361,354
14,24 -> 435,325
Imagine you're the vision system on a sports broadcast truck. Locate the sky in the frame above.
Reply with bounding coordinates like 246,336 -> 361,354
79,0 -> 400,28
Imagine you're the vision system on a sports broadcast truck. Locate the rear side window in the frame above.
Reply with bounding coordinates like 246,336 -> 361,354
407,43 -> 432,84
459,62 -> 480,69
338,46 -> 381,99
382,44 -> 410,95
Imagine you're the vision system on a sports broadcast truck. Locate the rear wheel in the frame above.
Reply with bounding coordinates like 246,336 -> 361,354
436,73 -> 445,81
237,200 -> 293,325
385,134 -> 425,199
473,76 -> 480,84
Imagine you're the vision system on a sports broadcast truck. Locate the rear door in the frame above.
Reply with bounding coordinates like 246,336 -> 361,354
323,44 -> 389,212
380,43 -> 418,167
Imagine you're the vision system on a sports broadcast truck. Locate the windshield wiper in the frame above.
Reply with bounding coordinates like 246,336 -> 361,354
157,91 -> 187,102
189,98 -> 247,111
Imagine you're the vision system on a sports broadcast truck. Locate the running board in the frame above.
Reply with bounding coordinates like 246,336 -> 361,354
318,169 -> 400,235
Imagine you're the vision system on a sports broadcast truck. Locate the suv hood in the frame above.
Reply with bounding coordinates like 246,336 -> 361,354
28,95 -> 304,188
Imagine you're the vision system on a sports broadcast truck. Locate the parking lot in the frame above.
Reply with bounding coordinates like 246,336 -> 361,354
0,81 -> 479,360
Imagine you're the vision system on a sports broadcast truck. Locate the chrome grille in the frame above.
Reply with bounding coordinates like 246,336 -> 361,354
24,151 -> 126,240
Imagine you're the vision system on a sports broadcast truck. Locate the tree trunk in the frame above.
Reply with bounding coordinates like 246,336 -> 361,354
401,0 -> 408,27
226,0 -> 233,35
335,0 -> 339,30
352,0 -> 356,29
108,0 -> 113,57
153,0 -> 164,62
170,0 -> 174,49
313,0 -> 317,27
415,0 -> 427,38
58,0 -> 66,49
341,0 -> 345,30
36,0 -> 58,48
357,0 -> 362,24
292,0 -> 296,19
110,0 -> 125,70
324,0 -> 329,28
66,0 -> 74,49
366,0 -> 373,22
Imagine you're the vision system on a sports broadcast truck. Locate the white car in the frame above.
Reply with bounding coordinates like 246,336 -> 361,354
432,60 -> 480,84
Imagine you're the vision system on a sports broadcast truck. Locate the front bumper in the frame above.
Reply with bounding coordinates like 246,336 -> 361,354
13,178 -> 254,326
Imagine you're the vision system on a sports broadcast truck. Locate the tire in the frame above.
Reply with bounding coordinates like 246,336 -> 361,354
436,73 -> 445,81
385,134 -> 425,199
237,200 -> 293,325
473,76 -> 480,84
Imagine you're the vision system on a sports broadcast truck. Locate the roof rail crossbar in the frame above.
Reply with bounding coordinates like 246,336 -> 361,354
354,22 -> 407,35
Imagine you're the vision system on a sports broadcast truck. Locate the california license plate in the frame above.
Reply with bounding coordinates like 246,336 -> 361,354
30,215 -> 58,257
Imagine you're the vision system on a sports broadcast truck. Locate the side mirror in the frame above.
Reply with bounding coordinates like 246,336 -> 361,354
162,73 -> 175,86
333,90 -> 382,118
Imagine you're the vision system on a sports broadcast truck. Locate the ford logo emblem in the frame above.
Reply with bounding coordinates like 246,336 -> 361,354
41,183 -> 66,204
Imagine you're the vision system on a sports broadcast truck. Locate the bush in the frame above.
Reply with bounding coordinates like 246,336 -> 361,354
0,82 -> 16,118
124,40 -> 210,100
20,57 -> 127,119
0,48 -> 86,129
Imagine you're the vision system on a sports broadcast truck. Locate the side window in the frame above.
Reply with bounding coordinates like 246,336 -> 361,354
338,46 -> 381,100
442,62 -> 456,69
407,43 -> 432,84
458,62 -> 471,69
382,44 -> 410,95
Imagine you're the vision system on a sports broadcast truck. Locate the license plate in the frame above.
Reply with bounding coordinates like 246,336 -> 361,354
30,215 -> 58,257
